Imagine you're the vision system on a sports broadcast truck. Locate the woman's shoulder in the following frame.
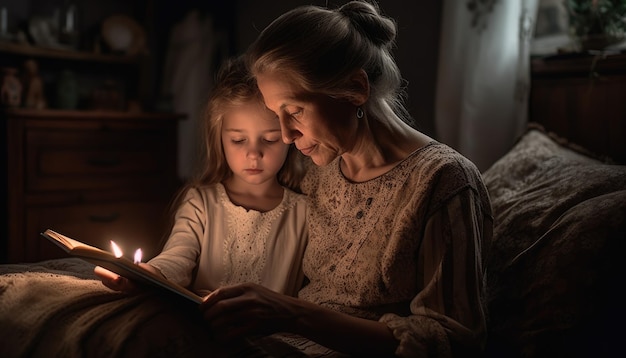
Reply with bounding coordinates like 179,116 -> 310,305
405,141 -> 482,181
406,142 -> 491,214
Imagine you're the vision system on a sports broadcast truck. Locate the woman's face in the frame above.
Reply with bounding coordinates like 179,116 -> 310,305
256,73 -> 358,166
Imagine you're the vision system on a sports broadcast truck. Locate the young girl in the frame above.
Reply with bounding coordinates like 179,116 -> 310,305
95,56 -> 309,297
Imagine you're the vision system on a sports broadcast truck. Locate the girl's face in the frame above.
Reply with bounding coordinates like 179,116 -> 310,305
256,73 -> 358,166
221,101 -> 289,186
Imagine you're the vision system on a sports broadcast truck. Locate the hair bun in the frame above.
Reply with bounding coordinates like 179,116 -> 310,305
338,1 -> 397,48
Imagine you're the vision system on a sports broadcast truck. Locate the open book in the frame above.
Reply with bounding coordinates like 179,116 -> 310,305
41,229 -> 203,304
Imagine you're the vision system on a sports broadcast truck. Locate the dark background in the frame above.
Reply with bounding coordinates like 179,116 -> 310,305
1,0 -> 442,136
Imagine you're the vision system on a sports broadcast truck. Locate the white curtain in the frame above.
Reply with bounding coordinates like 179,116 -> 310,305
435,0 -> 539,172
161,10 -> 227,179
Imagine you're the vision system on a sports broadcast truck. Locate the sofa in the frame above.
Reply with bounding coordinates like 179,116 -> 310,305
482,125 -> 626,357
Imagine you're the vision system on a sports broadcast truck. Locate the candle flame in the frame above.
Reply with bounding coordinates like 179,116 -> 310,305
110,241 -> 123,258
134,248 -> 142,264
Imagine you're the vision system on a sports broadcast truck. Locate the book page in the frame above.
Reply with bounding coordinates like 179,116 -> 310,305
40,229 -> 203,304
43,229 -> 100,251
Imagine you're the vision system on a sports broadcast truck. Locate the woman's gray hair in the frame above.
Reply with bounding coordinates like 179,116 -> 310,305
247,0 -> 412,127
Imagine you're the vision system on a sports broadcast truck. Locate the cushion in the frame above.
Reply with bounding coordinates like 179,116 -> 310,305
482,127 -> 626,357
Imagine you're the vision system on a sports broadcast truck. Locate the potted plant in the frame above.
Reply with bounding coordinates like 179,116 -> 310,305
566,0 -> 626,50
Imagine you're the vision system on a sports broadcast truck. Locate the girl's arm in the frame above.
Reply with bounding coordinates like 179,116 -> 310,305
95,187 -> 204,291
146,187 -> 206,286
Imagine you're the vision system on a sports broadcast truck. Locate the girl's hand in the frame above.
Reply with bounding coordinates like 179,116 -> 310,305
93,263 -> 162,294
199,282 -> 298,340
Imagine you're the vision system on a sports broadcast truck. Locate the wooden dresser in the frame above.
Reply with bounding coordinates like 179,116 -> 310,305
529,52 -> 626,163
1,108 -> 183,263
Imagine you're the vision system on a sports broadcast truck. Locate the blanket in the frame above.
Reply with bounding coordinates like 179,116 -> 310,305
0,259 -> 258,357
0,258 -> 346,358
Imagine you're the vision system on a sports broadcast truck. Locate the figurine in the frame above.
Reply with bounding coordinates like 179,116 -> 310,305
22,59 -> 47,109
1,67 -> 22,107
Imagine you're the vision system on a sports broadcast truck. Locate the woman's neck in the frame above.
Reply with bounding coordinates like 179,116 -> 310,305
340,117 -> 431,182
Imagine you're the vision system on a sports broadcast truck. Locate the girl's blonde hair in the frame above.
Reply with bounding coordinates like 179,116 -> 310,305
193,55 -> 307,192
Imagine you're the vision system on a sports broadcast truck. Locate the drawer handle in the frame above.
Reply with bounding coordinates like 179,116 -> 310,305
86,156 -> 121,167
88,212 -> 120,223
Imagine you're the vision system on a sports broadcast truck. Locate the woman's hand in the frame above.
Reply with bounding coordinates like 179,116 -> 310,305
200,282 -> 399,356
199,282 -> 299,340
93,263 -> 163,294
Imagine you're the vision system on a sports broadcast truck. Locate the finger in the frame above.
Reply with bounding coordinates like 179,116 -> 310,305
94,265 -> 119,281
93,266 -> 137,293
200,286 -> 255,326
205,295 -> 263,339
94,265 -> 124,291
200,285 -> 243,313
201,286 -> 234,305
100,275 -> 125,292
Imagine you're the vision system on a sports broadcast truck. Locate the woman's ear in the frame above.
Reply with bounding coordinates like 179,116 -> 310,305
349,69 -> 370,106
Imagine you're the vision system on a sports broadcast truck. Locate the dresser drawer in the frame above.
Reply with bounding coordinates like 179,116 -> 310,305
25,126 -> 175,191
23,200 -> 171,263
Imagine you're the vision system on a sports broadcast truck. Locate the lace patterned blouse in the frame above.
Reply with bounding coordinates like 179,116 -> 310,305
299,142 -> 493,356
148,183 -> 308,297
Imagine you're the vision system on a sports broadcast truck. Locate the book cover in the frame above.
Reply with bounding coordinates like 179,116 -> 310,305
41,229 -> 203,304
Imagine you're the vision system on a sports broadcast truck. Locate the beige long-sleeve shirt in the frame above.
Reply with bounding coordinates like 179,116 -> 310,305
149,183 -> 308,297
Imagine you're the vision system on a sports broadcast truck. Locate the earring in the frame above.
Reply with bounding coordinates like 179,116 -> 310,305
356,107 -> 364,119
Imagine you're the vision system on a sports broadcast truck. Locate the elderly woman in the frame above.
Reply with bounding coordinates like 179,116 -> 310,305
200,1 -> 493,357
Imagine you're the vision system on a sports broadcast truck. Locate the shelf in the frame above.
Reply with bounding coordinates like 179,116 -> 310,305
0,41 -> 143,64
1,108 -> 186,121
532,52 -> 626,77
